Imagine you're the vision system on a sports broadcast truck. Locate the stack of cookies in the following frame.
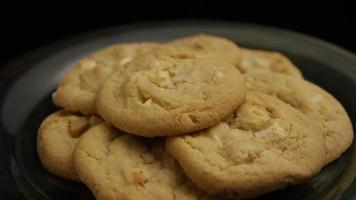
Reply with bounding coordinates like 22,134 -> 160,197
37,34 -> 354,200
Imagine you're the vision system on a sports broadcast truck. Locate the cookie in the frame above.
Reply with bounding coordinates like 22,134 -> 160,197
96,46 -> 246,137
245,72 -> 353,164
168,34 -> 241,67
238,48 -> 303,78
37,110 -> 102,181
166,92 -> 326,199
52,43 -> 161,114
73,122 -> 215,200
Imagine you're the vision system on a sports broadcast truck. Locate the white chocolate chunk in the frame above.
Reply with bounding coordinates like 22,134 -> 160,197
80,60 -> 96,70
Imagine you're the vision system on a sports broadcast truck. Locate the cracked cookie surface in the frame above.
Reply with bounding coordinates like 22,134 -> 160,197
166,92 -> 326,199
168,34 -> 241,67
245,72 -> 353,164
238,48 -> 303,78
52,43 -> 161,114
37,110 -> 102,181
73,123 -> 215,200
96,46 -> 246,137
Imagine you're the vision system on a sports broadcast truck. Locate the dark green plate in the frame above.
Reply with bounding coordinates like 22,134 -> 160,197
0,21 -> 355,200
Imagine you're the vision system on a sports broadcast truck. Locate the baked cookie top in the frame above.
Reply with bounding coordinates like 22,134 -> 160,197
238,48 -> 303,78
52,43 -> 160,114
168,34 -> 241,67
245,72 -> 353,164
96,46 -> 246,137
37,110 -> 102,181
166,92 -> 326,199
73,123 -> 215,200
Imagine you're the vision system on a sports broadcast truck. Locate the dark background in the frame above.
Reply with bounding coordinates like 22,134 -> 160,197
0,2 -> 355,66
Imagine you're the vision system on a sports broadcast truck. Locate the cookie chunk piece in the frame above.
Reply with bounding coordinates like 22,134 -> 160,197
96,46 -> 246,137
52,43 -> 161,114
73,123 -> 215,200
166,92 -> 326,199
37,110 -> 102,181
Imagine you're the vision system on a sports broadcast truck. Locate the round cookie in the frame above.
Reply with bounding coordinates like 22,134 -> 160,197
168,34 -> 241,67
245,72 -> 353,164
37,110 -> 103,181
52,43 -> 161,114
73,123 -> 215,200
96,46 -> 246,137
166,92 -> 326,199
238,48 -> 303,78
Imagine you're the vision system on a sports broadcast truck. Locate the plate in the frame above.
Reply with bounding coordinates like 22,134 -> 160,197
0,21 -> 355,200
